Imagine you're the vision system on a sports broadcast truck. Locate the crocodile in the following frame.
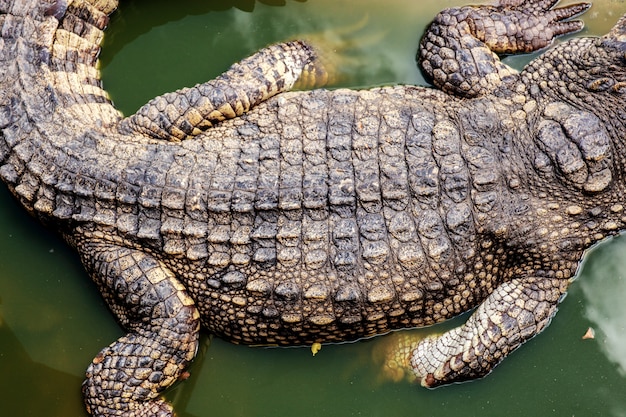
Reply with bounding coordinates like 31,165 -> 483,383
1,0 -> 625,415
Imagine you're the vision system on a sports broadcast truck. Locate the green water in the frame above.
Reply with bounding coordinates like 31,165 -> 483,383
2,0 -> 626,416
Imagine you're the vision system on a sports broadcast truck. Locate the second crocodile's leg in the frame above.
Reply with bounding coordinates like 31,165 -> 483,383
76,241 -> 200,417
419,0 -> 590,97
119,40 -> 329,141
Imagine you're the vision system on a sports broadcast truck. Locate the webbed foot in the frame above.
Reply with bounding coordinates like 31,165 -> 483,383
291,16 -> 386,89
374,331 -> 433,384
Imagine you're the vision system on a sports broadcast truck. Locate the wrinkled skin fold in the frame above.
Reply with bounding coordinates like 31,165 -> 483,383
0,0 -> 625,415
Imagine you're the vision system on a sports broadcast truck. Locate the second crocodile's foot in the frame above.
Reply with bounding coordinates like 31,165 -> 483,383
489,0 -> 592,54
419,0 -> 591,97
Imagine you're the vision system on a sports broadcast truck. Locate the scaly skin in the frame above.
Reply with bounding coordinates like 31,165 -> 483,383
1,0 -> 625,415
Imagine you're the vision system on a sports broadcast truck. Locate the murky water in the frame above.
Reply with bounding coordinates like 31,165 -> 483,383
2,1 -> 626,416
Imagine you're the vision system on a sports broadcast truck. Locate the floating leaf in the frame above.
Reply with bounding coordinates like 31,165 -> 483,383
311,342 -> 322,356
582,327 -> 595,340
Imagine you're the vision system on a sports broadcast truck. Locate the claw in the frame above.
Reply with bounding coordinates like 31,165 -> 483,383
497,0 -> 590,18
550,2 -> 591,22
547,3 -> 590,37
551,20 -> 585,38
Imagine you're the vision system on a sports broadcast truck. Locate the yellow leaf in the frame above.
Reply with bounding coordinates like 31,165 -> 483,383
582,327 -> 595,340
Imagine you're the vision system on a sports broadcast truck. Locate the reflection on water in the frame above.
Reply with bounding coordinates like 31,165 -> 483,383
2,1 -> 626,416
0,321 -> 84,417
99,0 -> 443,115
579,235 -> 626,377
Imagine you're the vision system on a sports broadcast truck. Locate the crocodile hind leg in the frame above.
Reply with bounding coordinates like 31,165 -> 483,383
391,277 -> 569,387
419,0 -> 590,97
119,40 -> 329,141
76,241 -> 200,417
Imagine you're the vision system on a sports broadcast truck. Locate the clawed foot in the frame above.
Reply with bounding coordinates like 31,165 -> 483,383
490,0 -> 591,53
373,331 -> 431,384
419,0 -> 591,97
290,16 -> 387,89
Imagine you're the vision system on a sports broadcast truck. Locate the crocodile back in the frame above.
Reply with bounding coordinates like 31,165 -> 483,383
141,85 -> 527,345
0,0 -> 534,346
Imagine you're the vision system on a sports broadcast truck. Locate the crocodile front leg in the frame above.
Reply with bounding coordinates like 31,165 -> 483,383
407,276 -> 569,387
119,40 -> 328,141
419,0 -> 590,97
77,241 -> 200,417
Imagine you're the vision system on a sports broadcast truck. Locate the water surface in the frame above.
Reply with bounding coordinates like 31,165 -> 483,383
2,1 -> 626,416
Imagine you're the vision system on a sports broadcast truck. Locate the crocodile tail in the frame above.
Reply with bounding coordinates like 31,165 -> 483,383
0,0 -> 121,215
47,0 -> 121,126
0,0 -> 121,130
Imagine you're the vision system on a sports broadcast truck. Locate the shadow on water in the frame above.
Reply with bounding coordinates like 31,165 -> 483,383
102,0 -> 308,62
99,0 -> 444,115
2,1 -> 626,416
0,321 -> 84,417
